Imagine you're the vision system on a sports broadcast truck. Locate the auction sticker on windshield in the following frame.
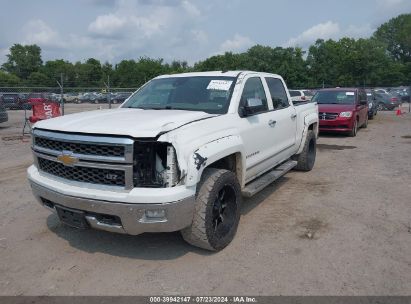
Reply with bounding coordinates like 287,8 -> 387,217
207,80 -> 233,91
346,92 -> 355,95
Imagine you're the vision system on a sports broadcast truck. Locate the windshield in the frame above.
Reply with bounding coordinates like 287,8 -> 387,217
123,76 -> 236,114
312,90 -> 356,104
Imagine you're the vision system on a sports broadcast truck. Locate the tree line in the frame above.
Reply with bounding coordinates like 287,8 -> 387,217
0,13 -> 410,89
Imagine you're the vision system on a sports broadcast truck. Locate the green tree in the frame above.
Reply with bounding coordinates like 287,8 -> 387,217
2,44 -> 43,79
0,70 -> 21,86
42,59 -> 75,86
74,58 -> 102,87
27,72 -> 52,86
374,13 -> 411,63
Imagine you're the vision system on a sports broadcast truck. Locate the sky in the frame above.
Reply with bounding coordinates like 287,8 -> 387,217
0,0 -> 410,65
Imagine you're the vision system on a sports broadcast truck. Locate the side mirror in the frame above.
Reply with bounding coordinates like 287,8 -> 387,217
242,98 -> 264,116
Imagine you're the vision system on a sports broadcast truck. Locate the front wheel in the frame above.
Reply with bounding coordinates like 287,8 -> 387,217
181,168 -> 241,251
292,130 -> 316,171
349,119 -> 358,137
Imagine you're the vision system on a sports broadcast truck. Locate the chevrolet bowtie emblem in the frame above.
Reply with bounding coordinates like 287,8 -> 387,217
57,151 -> 78,166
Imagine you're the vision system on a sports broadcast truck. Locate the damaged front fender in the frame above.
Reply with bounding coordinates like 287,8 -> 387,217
185,135 -> 245,187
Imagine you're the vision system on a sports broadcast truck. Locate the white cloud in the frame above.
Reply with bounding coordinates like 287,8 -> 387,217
219,34 -> 254,53
88,14 -> 127,37
15,0 -> 209,64
23,19 -> 63,47
284,21 -> 377,48
284,21 -> 340,47
181,0 -> 201,17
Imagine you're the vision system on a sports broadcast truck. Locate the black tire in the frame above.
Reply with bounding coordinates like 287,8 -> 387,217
362,115 -> 368,128
292,130 -> 316,171
349,119 -> 358,137
369,113 -> 374,120
181,168 -> 241,251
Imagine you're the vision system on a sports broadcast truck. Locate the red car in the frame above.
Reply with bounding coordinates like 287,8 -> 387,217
313,88 -> 368,137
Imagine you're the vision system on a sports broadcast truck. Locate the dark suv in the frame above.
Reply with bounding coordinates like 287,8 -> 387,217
365,89 -> 378,119
0,100 -> 8,124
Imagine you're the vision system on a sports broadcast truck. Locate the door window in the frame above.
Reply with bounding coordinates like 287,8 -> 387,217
239,77 -> 268,115
266,78 -> 290,109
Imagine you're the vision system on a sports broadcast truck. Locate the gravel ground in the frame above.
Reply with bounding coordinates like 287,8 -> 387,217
0,104 -> 410,296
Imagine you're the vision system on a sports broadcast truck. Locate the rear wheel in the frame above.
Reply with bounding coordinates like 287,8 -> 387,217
181,168 -> 241,251
292,130 -> 316,171
349,119 -> 358,137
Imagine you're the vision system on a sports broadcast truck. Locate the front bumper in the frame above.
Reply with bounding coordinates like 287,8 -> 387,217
28,163 -> 196,235
319,117 -> 353,132
30,181 -> 195,235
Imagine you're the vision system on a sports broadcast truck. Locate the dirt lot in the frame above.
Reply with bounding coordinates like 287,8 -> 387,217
0,104 -> 410,295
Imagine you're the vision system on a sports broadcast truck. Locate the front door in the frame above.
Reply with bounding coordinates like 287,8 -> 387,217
236,76 -> 296,182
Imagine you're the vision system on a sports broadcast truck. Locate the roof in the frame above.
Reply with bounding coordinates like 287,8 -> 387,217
155,70 -> 282,79
319,87 -> 359,91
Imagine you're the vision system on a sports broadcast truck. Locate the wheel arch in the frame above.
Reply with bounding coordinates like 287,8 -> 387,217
296,116 -> 318,155
185,135 -> 245,188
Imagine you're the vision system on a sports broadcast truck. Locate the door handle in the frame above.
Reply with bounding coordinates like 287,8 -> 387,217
291,113 -> 297,119
268,120 -> 276,127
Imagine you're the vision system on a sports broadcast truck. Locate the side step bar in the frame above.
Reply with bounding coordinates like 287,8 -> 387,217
242,160 -> 297,197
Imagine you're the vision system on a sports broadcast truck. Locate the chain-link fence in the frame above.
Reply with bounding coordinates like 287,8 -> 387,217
0,86 -> 137,111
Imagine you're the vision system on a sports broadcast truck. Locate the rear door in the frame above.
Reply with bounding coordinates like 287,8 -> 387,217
265,77 -> 297,154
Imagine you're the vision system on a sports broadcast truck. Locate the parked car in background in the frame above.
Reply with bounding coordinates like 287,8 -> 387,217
365,89 -> 378,119
112,92 -> 132,104
78,92 -> 98,103
391,87 -> 410,103
0,101 -> 8,124
289,89 -> 314,104
1,93 -> 21,110
373,92 -> 400,110
313,88 -> 368,137
374,88 -> 390,95
62,93 -> 81,103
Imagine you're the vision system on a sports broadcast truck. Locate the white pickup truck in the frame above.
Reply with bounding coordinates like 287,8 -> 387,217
28,71 -> 319,251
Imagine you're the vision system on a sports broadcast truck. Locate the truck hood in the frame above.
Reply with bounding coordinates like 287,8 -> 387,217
34,108 -> 217,138
318,104 -> 355,113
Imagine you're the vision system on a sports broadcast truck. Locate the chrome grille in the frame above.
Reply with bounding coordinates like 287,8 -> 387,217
35,136 -> 125,157
32,129 -> 134,189
38,158 -> 125,186
319,112 -> 338,120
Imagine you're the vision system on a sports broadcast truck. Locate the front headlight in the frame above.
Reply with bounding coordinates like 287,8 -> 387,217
339,111 -> 352,118
368,102 -> 373,108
